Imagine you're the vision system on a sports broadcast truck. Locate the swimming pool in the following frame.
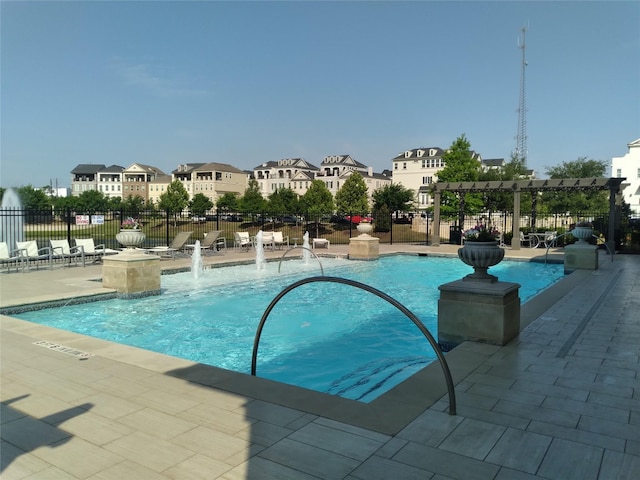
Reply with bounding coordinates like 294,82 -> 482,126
15,255 -> 564,402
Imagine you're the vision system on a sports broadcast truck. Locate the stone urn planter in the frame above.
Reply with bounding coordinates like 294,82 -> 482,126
571,226 -> 593,245
115,229 -> 146,250
356,222 -> 373,235
458,241 -> 505,282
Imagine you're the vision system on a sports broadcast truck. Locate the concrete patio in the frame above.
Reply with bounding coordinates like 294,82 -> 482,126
1,244 -> 639,479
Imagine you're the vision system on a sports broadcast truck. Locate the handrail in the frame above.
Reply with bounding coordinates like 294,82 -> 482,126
251,275 -> 457,415
277,246 -> 324,275
544,233 -> 614,264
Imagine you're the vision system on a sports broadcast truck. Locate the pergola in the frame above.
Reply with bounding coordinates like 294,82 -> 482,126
430,177 -> 627,251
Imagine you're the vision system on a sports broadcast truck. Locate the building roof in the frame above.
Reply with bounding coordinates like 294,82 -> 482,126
254,158 -> 319,170
101,164 -> 126,173
321,155 -> 367,169
70,164 -> 106,175
482,158 -> 505,167
195,162 -> 246,174
392,148 -> 445,161
173,163 -> 206,175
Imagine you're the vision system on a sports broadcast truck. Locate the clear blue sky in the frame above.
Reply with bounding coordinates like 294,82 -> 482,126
1,1 -> 638,189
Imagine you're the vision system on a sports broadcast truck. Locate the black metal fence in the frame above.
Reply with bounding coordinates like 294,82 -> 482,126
0,207 -> 633,251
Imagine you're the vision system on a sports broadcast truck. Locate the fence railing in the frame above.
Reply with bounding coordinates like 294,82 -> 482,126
0,208 -> 623,250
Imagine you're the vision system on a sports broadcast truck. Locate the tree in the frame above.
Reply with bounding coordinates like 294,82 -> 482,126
158,180 -> 190,226
239,179 -> 266,213
267,187 -> 299,216
371,183 -> 414,216
436,134 -> 483,220
189,193 -> 214,217
541,157 -> 609,214
121,195 -> 146,218
216,192 -> 239,212
300,180 -> 335,237
76,190 -> 109,214
335,172 -> 369,215
17,185 -> 51,210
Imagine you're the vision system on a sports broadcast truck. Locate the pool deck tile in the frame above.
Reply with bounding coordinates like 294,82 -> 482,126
2,244 -> 640,479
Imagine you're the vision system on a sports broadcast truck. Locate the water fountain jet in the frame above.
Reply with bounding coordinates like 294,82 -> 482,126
255,230 -> 266,270
191,240 -> 204,279
0,188 -> 25,250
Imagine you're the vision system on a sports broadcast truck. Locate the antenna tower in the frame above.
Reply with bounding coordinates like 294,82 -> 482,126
515,25 -> 528,166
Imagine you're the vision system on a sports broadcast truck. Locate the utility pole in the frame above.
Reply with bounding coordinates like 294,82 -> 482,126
515,25 -> 528,167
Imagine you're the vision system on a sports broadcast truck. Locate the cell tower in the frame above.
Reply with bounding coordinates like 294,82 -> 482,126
515,25 -> 528,167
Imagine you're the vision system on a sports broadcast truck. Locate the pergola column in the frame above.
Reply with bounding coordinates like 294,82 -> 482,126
432,191 -> 441,246
511,190 -> 521,250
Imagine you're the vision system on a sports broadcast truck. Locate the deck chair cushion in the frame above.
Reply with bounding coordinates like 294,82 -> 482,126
17,240 -> 39,257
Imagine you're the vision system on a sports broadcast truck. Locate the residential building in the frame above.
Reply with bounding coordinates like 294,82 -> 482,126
316,155 -> 369,197
122,163 -> 166,201
253,158 -> 319,198
612,138 -> 640,213
96,165 -> 126,199
70,164 -> 105,196
392,147 -> 483,210
174,162 -> 247,204
148,174 -> 173,205
391,148 -> 446,210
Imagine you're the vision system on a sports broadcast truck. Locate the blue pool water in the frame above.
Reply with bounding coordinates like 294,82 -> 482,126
16,255 -> 564,402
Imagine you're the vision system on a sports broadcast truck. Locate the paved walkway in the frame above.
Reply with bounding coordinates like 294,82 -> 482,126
1,245 -> 639,479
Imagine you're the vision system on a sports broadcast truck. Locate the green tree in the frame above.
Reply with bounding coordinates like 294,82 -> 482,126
158,180 -> 190,226
76,190 -> 109,214
216,192 -> 239,212
300,180 -> 335,237
239,179 -> 266,214
541,157 -> 609,214
17,185 -> 51,210
189,193 -> 214,217
267,187 -> 299,216
435,134 -> 483,220
121,195 -> 146,218
335,172 -> 369,215
371,183 -> 414,217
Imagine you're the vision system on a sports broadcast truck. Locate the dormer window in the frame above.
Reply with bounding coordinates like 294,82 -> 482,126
404,151 -> 412,158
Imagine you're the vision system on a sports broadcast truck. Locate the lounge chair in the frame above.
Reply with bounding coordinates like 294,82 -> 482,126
145,231 -> 193,259
312,238 -> 330,249
185,230 -> 225,255
519,231 -> 531,248
75,238 -> 119,263
260,232 -> 275,251
16,240 -> 53,270
273,231 -> 289,249
0,241 -> 24,272
50,239 -> 85,267
234,232 -> 253,251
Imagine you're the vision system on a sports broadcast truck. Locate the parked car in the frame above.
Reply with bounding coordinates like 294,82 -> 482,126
227,215 -> 243,222
192,216 -> 206,223
280,215 -> 298,224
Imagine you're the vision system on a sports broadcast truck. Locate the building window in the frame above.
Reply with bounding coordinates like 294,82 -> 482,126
394,163 -> 398,170
617,169 -> 622,177
422,176 -> 432,184
637,168 -> 640,179
403,162 -> 407,170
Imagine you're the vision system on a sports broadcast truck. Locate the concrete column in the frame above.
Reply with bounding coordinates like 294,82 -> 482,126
438,280 -> 521,351
102,252 -> 161,298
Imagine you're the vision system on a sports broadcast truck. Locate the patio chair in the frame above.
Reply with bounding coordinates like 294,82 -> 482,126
16,240 -> 53,270
185,230 -> 225,255
519,231 -> 531,248
273,231 -> 289,249
312,238 -> 330,249
0,241 -> 24,273
234,232 -> 253,251
75,238 -> 119,263
50,239 -> 85,267
260,231 -> 275,251
145,231 -> 193,259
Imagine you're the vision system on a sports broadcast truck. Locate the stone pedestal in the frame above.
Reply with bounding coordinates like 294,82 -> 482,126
438,280 -> 521,351
102,251 -> 161,298
564,244 -> 598,274
349,234 -> 379,260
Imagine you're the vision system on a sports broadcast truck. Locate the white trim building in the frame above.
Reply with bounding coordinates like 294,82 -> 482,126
611,138 -> 640,213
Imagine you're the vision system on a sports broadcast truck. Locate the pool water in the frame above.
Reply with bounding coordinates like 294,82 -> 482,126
16,255 -> 564,402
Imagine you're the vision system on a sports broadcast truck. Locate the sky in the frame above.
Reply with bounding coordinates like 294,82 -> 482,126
1,0 -> 639,190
